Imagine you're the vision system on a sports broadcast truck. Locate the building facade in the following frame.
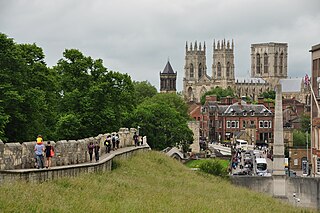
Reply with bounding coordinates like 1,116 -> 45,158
183,40 -> 308,103
189,96 -> 274,146
310,43 -> 320,176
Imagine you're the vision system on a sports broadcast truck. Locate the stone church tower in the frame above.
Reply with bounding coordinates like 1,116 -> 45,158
160,61 -> 177,93
212,39 -> 235,89
251,42 -> 288,89
183,41 -> 211,102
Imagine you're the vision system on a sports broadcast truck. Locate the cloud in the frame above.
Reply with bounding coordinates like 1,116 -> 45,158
1,0 -> 320,91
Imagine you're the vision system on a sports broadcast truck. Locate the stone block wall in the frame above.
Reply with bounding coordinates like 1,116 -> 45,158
0,128 -> 138,170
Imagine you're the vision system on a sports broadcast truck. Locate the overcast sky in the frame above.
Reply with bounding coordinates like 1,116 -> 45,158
1,0 -> 320,91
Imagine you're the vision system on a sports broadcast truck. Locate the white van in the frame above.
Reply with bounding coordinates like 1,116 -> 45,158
255,158 -> 268,175
236,139 -> 248,150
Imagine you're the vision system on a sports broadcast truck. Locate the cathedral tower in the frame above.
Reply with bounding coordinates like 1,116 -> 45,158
251,42 -> 288,88
183,41 -> 211,102
160,61 -> 177,93
212,39 -> 235,89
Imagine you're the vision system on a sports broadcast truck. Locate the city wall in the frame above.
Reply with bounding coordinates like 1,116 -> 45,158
0,128 -> 138,170
231,176 -> 320,209
0,128 -> 149,184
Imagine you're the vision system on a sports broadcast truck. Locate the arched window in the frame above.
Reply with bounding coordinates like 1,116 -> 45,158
256,53 -> 260,74
226,62 -> 230,78
188,87 -> 193,101
264,53 -> 268,73
274,52 -> 278,74
198,63 -> 202,78
217,62 -> 221,77
279,52 -> 283,74
190,63 -> 194,78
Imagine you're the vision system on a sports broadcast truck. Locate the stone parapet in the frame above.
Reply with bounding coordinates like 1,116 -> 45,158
0,143 -> 150,184
0,128 -> 142,170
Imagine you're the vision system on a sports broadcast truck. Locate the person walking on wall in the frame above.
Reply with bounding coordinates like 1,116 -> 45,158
45,141 -> 54,168
94,142 -> 100,162
88,142 -> 94,162
34,135 -> 45,169
112,133 -> 116,151
104,135 -> 111,153
133,132 -> 139,147
116,134 -> 120,149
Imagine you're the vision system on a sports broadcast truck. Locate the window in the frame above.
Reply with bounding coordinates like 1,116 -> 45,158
251,120 -> 255,126
264,121 -> 268,128
243,111 -> 247,116
251,111 -> 255,116
198,63 -> 202,78
259,121 -> 263,128
231,121 -> 236,128
317,158 -> 320,173
227,121 -> 231,128
217,62 -> 221,77
264,53 -> 268,73
236,121 -> 239,128
226,62 -> 230,78
269,121 -> 272,128
279,52 -> 283,74
219,121 -> 222,128
256,53 -> 260,74
243,120 -> 246,128
190,63 -> 194,78
274,52 -> 278,74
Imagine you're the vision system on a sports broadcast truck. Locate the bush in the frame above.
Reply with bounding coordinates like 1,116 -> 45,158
199,160 -> 229,178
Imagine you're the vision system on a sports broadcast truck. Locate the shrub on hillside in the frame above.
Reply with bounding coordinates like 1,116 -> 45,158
199,160 -> 228,178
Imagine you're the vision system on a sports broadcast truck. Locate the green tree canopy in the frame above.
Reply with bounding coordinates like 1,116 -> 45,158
200,87 -> 235,105
128,93 -> 193,150
293,130 -> 310,147
133,81 -> 157,104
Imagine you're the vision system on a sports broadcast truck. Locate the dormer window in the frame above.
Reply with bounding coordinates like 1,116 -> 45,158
250,110 -> 255,116
243,110 -> 247,116
230,108 -> 235,115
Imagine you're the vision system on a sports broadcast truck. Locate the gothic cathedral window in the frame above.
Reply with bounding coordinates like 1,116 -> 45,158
190,63 -> 194,78
256,53 -> 261,74
217,62 -> 221,77
264,53 -> 268,73
279,52 -> 284,74
226,62 -> 230,78
274,52 -> 278,74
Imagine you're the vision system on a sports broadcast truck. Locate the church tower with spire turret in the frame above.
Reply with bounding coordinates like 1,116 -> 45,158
160,61 -> 177,93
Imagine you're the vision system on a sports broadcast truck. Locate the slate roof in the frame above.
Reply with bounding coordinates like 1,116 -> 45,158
223,103 -> 272,116
162,61 -> 175,74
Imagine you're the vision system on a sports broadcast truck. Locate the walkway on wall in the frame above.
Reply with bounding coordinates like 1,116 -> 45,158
0,143 -> 150,184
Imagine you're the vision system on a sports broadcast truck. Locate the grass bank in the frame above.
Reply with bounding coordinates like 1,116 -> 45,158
0,151 -> 315,212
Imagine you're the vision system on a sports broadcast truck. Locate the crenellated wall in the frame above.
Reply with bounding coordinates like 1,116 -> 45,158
0,128 -> 139,170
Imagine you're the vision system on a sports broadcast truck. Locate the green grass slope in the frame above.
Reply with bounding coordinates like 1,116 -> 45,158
0,151 -> 315,212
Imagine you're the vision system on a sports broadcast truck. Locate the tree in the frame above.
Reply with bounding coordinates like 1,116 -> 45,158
200,87 -> 235,105
133,81 -> 157,104
260,90 -> 275,103
300,114 -> 311,133
54,49 -> 135,139
128,93 -> 193,150
293,130 -> 310,147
